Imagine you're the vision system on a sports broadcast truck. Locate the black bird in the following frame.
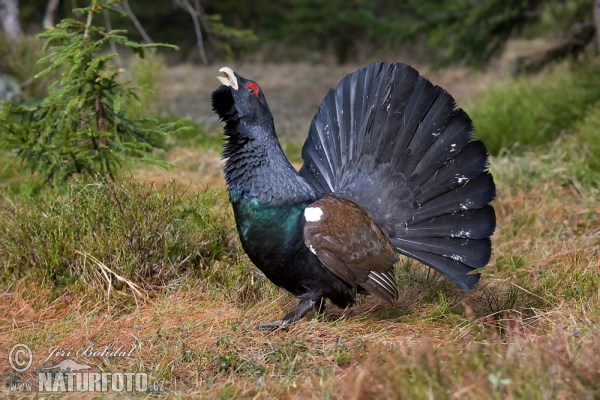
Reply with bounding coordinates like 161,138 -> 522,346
212,62 -> 496,329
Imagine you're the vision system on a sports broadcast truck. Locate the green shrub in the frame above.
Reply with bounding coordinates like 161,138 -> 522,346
467,63 -> 600,155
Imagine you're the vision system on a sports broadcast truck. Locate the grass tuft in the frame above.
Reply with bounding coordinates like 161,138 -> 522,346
336,325 -> 600,399
0,179 -> 239,303
467,62 -> 600,157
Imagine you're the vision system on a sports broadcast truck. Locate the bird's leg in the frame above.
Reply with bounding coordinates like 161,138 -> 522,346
256,295 -> 318,330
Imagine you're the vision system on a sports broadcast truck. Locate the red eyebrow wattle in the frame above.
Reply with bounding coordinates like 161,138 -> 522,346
246,82 -> 260,96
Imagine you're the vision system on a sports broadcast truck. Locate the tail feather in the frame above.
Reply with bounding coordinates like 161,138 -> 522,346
393,247 -> 482,290
403,90 -> 460,175
411,111 -> 473,181
413,173 -> 495,224
398,205 -> 496,240
299,62 -> 496,290
348,67 -> 373,166
303,92 -> 341,192
302,132 -> 334,191
416,140 -> 489,204
374,71 -> 437,167
392,237 -> 492,269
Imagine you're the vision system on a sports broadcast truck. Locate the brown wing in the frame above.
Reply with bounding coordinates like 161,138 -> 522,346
303,195 -> 399,303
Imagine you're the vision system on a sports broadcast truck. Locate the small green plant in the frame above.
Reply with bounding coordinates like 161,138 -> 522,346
0,0 -> 187,192
427,291 -> 454,322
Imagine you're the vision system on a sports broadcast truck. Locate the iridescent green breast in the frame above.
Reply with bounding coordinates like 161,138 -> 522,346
232,197 -> 308,256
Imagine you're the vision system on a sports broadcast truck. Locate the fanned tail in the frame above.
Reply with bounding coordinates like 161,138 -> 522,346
299,62 -> 496,289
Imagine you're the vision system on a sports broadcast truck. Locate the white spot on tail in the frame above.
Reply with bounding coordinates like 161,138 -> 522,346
304,207 -> 323,222
456,174 -> 468,184
450,229 -> 472,238
460,200 -> 474,210
308,244 -> 317,255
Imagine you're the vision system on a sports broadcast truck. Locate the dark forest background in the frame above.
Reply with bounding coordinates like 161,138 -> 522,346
11,0 -> 600,70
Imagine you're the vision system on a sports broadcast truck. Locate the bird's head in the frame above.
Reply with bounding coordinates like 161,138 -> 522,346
211,67 -> 272,128
212,67 -> 313,203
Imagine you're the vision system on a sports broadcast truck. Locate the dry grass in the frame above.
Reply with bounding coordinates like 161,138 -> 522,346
135,146 -> 226,190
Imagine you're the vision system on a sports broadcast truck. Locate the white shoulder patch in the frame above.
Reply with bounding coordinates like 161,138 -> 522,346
304,207 -> 323,222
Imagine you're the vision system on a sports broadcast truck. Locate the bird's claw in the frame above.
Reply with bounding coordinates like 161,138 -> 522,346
256,320 -> 289,331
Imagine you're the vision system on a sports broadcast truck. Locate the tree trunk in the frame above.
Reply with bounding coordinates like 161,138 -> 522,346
181,0 -> 208,64
43,0 -> 61,28
0,0 -> 21,39
118,0 -> 152,43
595,0 -> 600,53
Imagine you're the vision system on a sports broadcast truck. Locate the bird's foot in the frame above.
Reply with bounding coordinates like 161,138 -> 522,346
256,296 -> 324,330
256,320 -> 289,331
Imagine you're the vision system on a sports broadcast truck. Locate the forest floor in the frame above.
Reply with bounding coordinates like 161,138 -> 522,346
2,62 -> 599,398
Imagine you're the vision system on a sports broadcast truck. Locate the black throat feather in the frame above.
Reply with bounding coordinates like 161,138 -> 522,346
212,86 -> 248,159
212,86 -> 319,206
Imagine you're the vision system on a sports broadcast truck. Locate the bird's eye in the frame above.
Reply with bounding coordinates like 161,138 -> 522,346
245,82 -> 260,98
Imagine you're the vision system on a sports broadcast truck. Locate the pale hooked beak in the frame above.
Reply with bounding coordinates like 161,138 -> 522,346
217,67 -> 238,90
